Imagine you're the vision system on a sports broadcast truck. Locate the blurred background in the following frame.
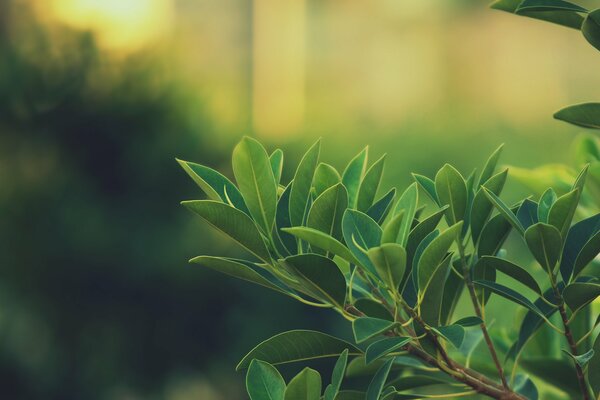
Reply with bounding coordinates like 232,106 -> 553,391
1,0 -> 599,399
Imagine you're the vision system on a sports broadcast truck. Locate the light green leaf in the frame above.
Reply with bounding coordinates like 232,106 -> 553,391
232,137 -> 278,235
342,209 -> 383,276
393,183 -> 419,247
177,159 -> 250,214
352,317 -> 397,343
433,325 -> 465,349
548,189 -> 580,239
412,173 -> 439,204
382,211 -> 404,244
555,102 -> 600,129
290,139 -> 321,226
573,230 -> 600,278
307,183 -> 348,242
483,188 -> 525,235
538,188 -> 557,223
562,349 -> 595,368
323,349 -> 348,400
283,227 -> 360,265
284,368 -> 321,400
182,200 -> 271,262
284,254 -> 347,308
471,169 -> 508,243
366,357 -> 394,400
237,330 -> 361,370
342,147 -> 368,208
517,0 -> 587,13
367,243 -> 406,290
583,10 -> 600,53
478,144 -> 504,187
357,155 -> 386,212
435,164 -> 467,225
525,223 -> 563,273
563,282 -> 600,312
417,222 -> 463,296
473,280 -> 546,319
269,150 -> 284,185
247,360 -> 286,400
365,337 -> 411,364
313,163 -> 342,198
477,256 -> 542,295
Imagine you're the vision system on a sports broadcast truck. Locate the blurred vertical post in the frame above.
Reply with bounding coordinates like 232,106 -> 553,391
252,0 -> 306,138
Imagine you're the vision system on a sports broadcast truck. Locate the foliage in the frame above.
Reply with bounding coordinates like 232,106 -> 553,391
180,136 -> 599,399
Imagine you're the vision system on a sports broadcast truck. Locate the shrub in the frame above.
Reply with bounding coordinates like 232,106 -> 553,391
178,137 -> 599,400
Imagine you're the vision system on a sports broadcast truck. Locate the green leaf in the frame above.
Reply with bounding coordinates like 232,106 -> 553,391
282,227 -> 360,265
314,163 -> 342,198
440,269 -> 465,326
406,207 -> 447,269
517,0 -> 587,13
514,374 -> 539,400
274,184 -> 296,256
232,137 -> 278,235
548,189 -> 580,239
352,317 -> 397,343
583,10 -> 600,52
342,147 -> 368,208
382,212 -> 404,244
354,298 -> 393,321
471,169 -> 508,243
366,357 -> 394,400
392,183 -> 419,247
562,349 -> 595,368
478,144 -> 504,188
477,212 -> 513,257
560,213 -> 600,282
284,254 -> 347,308
491,0 -> 584,29
435,164 -> 467,225
538,188 -> 557,223
433,325 -> 465,349
573,230 -> 600,278
365,337 -> 411,364
563,282 -> 600,312
473,280 -> 546,319
284,367 -> 321,400
517,199 -> 539,230
357,155 -> 386,212
182,200 -> 271,262
555,102 -> 600,129
342,209 -> 383,276
477,256 -> 542,295
454,316 -> 484,327
237,330 -> 361,370
590,333 -> 600,396
417,222 -> 462,297
246,360 -> 286,400
334,391 -> 365,400
177,159 -> 250,215
367,188 -> 396,225
367,243 -> 406,290
482,188 -> 525,235
412,173 -> 439,204
190,256 -> 287,294
290,140 -> 321,226
323,350 -> 348,400
419,254 -> 452,327
270,149 -> 284,185
307,183 -> 348,242
525,223 -> 562,273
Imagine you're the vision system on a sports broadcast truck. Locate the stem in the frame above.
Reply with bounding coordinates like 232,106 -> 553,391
457,241 -> 509,390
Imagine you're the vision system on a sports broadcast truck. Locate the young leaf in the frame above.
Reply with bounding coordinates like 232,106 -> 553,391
342,147 -> 368,208
284,254 -> 347,308
471,169 -> 508,243
283,227 -> 360,265
554,102 -> 600,129
538,188 -> 557,223
177,159 -> 250,214
548,189 -> 579,239
478,144 -> 504,188
270,149 -> 284,185
516,0 -> 587,13
560,213 -> 600,282
307,183 -> 348,242
563,282 -> 600,312
246,360 -> 286,400
482,188 -> 525,235
433,325 -> 465,349
342,209 -> 383,276
382,211 -> 404,244
290,139 -> 321,226
232,137 -> 278,235
477,256 -> 542,295
473,280 -> 546,319
182,200 -> 271,262
412,173 -> 439,204
367,188 -> 396,224
392,183 -> 419,247
525,223 -> 562,273
323,350 -> 349,400
284,367 -> 322,400
365,337 -> 411,365
435,164 -> 468,225
367,243 -> 406,291
357,155 -> 386,212
314,163 -> 342,197
366,357 -> 394,400
352,317 -> 397,343
237,330 -> 361,370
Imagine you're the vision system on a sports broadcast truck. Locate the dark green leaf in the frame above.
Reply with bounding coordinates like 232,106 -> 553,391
453,316 -> 484,327
307,183 -> 348,242
270,149 -> 284,185
343,148 -> 368,208
419,254 -> 452,327
232,137 -> 278,235
418,222 -> 462,297
393,183 -> 419,247
237,330 -> 361,370
367,188 -> 396,225
538,188 -> 557,223
440,268 -> 465,326
433,325 -> 465,349
491,0 -> 584,29
473,280 -> 546,319
342,209 -> 383,276
471,169 -> 508,243
478,144 -> 504,188
367,243 -> 406,290
562,348 -> 595,368
563,282 -> 600,312
514,374 -> 539,400
435,164 -> 468,225
517,199 -> 539,231
323,349 -> 348,400
352,317 -> 397,343
406,207 -> 447,269
517,0 -> 587,13
548,189 -> 580,239
412,173 -> 438,204
560,213 -> 600,282
246,360 -> 286,400
365,337 -> 411,364
353,298 -> 393,321
334,391 -> 365,400
555,102 -> 600,129
573,230 -> 600,278
283,227 -> 359,265
284,367 -> 321,400
290,140 -> 321,226
274,184 -> 297,256
314,163 -> 341,198
357,155 -> 386,212
183,200 -> 271,262
525,223 -> 562,273
366,357 -> 394,400
520,357 -> 580,396
478,256 -> 542,295
411,230 -> 439,293
584,10 -> 600,52
590,333 -> 600,396
482,188 -> 525,235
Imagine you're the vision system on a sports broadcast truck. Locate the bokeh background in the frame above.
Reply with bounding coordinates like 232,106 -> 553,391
1,0 -> 599,399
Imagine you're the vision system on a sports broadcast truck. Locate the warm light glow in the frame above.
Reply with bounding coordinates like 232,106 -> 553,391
50,0 -> 173,52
